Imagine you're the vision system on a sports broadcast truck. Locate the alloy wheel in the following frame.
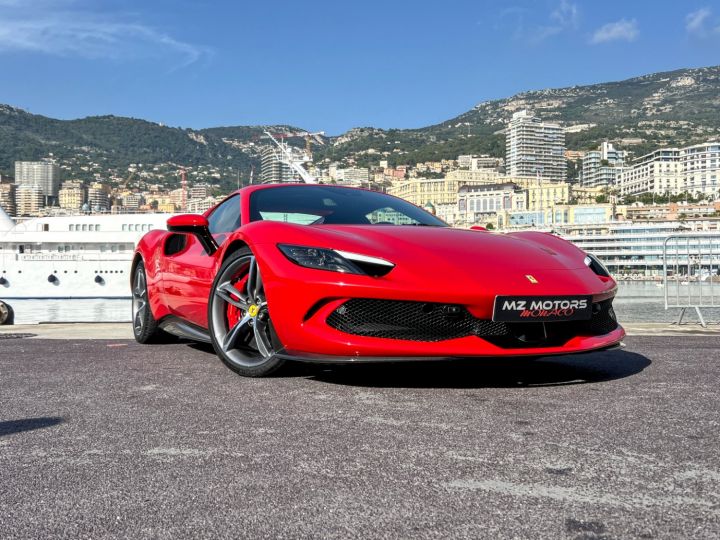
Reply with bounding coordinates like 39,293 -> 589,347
210,255 -> 276,368
132,267 -> 148,336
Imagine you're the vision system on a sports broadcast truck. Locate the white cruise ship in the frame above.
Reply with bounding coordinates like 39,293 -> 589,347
0,206 -> 171,300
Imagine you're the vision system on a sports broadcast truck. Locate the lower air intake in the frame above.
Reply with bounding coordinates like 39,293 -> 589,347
326,299 -> 504,342
326,298 -> 618,347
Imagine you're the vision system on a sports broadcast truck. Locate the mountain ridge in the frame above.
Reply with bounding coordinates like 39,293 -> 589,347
2,64 -> 719,187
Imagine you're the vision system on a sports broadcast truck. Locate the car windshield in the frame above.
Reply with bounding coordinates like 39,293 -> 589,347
249,185 -> 447,227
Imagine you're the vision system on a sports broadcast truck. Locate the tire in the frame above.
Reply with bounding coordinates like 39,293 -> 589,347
131,261 -> 163,343
208,247 -> 285,377
0,301 -> 13,325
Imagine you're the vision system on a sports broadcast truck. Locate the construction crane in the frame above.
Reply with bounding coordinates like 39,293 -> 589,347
262,131 -> 322,184
266,131 -> 325,160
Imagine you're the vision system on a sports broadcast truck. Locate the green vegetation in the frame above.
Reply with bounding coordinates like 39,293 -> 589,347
2,65 -> 720,186
0,107 -> 272,190
623,192 -> 713,205
319,65 -> 720,166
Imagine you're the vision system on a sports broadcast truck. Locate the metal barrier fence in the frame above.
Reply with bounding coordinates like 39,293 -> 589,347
662,234 -> 720,327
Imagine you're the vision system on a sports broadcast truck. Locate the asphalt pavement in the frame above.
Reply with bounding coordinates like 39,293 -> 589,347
0,335 -> 719,539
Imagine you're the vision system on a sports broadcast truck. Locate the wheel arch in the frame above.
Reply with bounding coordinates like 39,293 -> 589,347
221,238 -> 251,265
130,252 -> 143,285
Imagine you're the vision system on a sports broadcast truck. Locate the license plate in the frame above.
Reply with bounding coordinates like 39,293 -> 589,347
492,295 -> 592,322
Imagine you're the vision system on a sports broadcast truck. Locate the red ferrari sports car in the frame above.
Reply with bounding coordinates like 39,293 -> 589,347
131,184 -> 624,377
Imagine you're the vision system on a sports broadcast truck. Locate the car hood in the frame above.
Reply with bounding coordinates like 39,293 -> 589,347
275,224 -> 587,272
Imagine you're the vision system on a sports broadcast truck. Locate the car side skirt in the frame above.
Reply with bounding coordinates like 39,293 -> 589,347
159,317 -> 212,344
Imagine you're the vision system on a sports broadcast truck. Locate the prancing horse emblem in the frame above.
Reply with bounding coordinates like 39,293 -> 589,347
525,275 -> 539,284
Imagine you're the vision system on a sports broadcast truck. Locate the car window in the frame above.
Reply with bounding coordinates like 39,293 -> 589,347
365,207 -> 423,225
249,186 -> 446,227
258,211 -> 320,225
207,195 -> 241,235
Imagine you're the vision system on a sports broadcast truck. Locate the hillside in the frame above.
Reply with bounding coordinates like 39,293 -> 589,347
2,65 -> 719,185
0,105 -> 304,190
316,65 -> 720,167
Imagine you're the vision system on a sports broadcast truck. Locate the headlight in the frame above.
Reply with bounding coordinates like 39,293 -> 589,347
278,244 -> 394,277
584,253 -> 610,277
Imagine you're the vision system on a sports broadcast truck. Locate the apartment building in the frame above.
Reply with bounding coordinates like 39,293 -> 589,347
625,201 -> 720,221
15,184 -> 44,216
260,146 -> 294,183
506,110 -> 566,182
15,159 -> 61,205
618,142 -> 720,197
334,167 -> 370,186
58,180 -> 87,211
581,142 -> 626,188
87,182 -> 111,212
0,181 -> 16,217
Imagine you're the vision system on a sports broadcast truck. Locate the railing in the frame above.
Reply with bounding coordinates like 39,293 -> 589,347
662,234 -> 720,327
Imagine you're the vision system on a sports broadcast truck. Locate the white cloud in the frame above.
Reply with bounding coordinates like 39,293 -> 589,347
590,19 -> 639,44
550,0 -> 579,29
684,7 -> 720,38
498,1 -> 580,44
0,1 -> 209,68
686,8 -> 712,34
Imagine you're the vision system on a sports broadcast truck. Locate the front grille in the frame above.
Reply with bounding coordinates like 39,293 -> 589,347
574,299 -> 618,336
326,299 -> 496,342
326,298 -> 619,347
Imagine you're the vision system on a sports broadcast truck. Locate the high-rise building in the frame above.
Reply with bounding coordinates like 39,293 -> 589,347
506,110 -> 566,182
260,146 -> 293,183
618,142 -> 720,197
87,182 -> 110,212
15,184 -> 44,216
581,142 -> 627,188
0,179 -> 16,217
14,159 -> 61,206
59,180 -> 87,211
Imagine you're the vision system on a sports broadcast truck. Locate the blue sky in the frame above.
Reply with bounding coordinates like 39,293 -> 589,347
0,0 -> 718,134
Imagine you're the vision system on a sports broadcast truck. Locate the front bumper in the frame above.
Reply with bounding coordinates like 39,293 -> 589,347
257,245 -> 623,359
276,331 -> 626,363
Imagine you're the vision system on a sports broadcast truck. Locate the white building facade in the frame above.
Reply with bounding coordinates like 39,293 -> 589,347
506,110 -> 566,182
618,142 -> 720,198
456,183 -> 527,227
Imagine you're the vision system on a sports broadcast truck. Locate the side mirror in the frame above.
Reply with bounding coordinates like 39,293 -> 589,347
167,214 -> 218,255
470,225 -> 488,231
